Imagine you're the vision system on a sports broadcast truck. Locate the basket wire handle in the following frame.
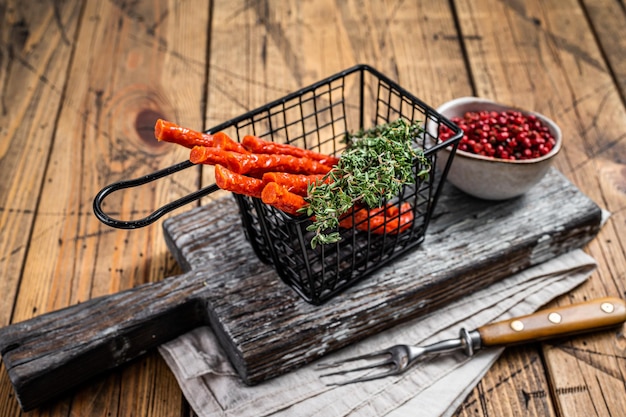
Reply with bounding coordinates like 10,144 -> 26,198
93,160 -> 219,229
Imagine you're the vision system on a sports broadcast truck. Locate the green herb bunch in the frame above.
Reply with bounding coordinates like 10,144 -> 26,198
302,118 -> 430,248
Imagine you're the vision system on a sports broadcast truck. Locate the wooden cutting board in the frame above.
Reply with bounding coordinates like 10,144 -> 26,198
0,168 -> 602,410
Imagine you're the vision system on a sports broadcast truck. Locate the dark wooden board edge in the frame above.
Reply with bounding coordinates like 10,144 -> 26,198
0,169 -> 602,411
162,168 -> 603,384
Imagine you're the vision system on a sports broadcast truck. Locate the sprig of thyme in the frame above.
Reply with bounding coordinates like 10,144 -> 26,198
301,118 -> 430,248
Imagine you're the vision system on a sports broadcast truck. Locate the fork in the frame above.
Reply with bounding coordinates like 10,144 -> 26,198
317,297 -> 626,385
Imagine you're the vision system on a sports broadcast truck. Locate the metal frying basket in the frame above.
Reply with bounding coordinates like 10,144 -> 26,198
93,64 -> 462,304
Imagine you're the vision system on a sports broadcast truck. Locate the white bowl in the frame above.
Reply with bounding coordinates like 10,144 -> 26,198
435,97 -> 562,200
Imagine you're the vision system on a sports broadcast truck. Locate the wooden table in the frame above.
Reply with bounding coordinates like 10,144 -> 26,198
1,0 -> 624,416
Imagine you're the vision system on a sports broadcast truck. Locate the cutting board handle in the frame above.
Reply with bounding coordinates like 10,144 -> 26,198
0,270 -> 207,411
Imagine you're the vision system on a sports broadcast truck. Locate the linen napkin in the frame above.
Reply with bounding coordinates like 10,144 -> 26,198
159,249 -> 597,417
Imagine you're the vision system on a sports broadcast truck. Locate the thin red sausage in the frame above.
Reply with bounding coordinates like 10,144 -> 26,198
261,182 -> 307,216
339,203 -> 413,234
214,164 -> 265,199
242,135 -> 340,167
261,172 -> 325,196
189,146 -> 231,166
191,147 -> 332,176
155,119 -> 214,148
213,131 -> 249,154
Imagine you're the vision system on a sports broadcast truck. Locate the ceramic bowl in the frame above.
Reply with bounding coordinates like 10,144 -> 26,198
435,97 -> 562,200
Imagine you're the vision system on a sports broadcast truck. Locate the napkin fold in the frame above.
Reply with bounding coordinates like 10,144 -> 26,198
159,249 -> 597,417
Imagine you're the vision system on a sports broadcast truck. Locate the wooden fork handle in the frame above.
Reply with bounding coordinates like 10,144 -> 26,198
477,297 -> 626,347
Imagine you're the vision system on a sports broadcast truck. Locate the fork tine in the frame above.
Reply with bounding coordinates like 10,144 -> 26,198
315,349 -> 391,370
317,358 -> 393,378
316,349 -> 399,386
326,369 -> 398,386
321,367 -> 401,386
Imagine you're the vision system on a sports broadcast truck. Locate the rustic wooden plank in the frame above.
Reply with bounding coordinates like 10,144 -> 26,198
0,0 -> 82,326
454,347 -> 558,417
537,2 -> 626,411
0,0 -> 211,415
202,0 -> 472,196
0,168 -> 602,411
162,169 -> 602,385
453,0 -> 626,414
205,0 -> 472,110
1,1 -> 621,416
0,2 -> 84,416
580,0 -> 626,101
201,0 -> 478,412
7,0 -> 209,318
0,268 -> 209,410
429,0 -> 565,413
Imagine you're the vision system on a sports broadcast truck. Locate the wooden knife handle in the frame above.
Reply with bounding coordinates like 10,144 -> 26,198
0,270 -> 208,411
477,297 -> 626,347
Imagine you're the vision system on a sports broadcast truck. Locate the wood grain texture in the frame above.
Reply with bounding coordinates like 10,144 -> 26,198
453,0 -> 626,414
0,0 -> 624,415
0,0 -> 82,327
580,0 -> 626,101
477,298 -> 626,346
455,347 -> 558,417
0,168 -> 602,410
0,2 -> 83,416
0,0 -> 210,415
162,169 -> 602,385
202,0 -> 473,202
0,268 -> 208,409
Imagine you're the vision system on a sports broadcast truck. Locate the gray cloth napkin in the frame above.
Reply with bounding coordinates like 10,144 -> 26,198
159,249 -> 596,417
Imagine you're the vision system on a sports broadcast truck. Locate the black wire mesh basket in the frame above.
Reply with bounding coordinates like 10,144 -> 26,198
94,64 -> 462,305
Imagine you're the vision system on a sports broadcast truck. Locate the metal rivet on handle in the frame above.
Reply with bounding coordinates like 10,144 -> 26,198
548,312 -> 562,324
601,302 -> 615,314
510,320 -> 524,331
